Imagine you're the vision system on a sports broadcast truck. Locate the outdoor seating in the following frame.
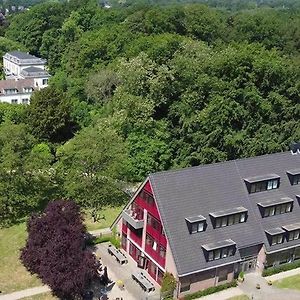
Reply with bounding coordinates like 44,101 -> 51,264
132,271 -> 155,293
107,245 -> 128,264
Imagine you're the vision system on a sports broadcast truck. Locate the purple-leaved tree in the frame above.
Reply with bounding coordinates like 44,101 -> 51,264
20,199 -> 98,300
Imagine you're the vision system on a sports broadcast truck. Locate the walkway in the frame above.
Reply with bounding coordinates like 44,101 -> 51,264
194,286 -> 244,300
0,286 -> 50,300
88,227 -> 111,237
238,271 -> 300,300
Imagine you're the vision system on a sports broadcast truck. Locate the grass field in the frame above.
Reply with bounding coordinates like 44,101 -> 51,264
227,295 -> 250,300
22,292 -> 57,299
0,206 -> 123,295
0,223 -> 42,294
84,206 -> 123,231
273,274 -> 300,290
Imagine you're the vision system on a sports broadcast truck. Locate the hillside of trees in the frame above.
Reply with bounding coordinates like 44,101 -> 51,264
0,0 -> 299,225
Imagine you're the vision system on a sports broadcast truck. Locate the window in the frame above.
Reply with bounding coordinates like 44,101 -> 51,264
146,234 -> 158,251
23,88 -> 32,93
22,98 -> 29,105
11,99 -> 18,104
289,230 -> 300,241
207,246 -> 235,261
42,79 -> 48,85
263,203 -> 293,218
180,283 -> 190,293
250,179 -> 279,193
5,88 -> 17,95
147,214 -> 161,232
292,175 -> 300,185
139,190 -> 154,206
159,246 -> 166,258
271,234 -> 283,246
191,221 -> 204,233
214,212 -> 247,228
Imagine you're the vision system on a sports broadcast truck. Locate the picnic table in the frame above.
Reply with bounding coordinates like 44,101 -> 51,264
107,244 -> 128,264
132,271 -> 155,293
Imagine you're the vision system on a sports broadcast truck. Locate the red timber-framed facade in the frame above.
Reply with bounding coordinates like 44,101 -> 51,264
117,180 -> 168,285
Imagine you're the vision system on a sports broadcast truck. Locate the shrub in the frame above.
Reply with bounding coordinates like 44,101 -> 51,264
184,280 -> 238,300
262,260 -> 300,277
161,272 -> 176,299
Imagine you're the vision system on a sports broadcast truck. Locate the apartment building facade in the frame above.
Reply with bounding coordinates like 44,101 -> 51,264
115,151 -> 300,298
1,51 -> 50,104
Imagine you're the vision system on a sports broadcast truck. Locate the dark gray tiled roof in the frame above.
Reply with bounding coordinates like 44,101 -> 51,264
282,223 -> 300,231
286,169 -> 300,176
257,197 -> 293,207
186,215 -> 206,223
202,239 -> 235,251
244,173 -> 280,183
210,206 -> 247,218
7,51 -> 38,60
265,228 -> 285,235
149,151 -> 300,276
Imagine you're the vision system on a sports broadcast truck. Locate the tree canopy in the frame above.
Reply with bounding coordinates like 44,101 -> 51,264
1,0 -> 300,225
20,199 -> 98,299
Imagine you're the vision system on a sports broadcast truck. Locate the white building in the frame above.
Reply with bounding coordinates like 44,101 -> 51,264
1,51 -> 50,104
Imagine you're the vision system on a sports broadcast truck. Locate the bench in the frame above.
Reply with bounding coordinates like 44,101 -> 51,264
132,271 -> 155,293
107,245 -> 128,264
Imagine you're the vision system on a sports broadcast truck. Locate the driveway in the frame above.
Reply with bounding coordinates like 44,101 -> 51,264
94,243 -> 161,300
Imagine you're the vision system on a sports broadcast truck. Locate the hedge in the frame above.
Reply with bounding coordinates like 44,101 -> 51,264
183,280 -> 238,300
262,260 -> 300,277
86,234 -> 121,248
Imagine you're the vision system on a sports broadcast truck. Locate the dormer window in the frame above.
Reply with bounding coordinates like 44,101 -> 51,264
209,207 -> 247,228
185,215 -> 206,234
257,197 -> 293,218
287,169 -> 300,185
202,239 -> 236,261
282,223 -> 300,242
244,174 -> 280,193
265,228 -> 285,246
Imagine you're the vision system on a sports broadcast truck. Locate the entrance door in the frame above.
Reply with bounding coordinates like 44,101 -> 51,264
241,258 -> 257,273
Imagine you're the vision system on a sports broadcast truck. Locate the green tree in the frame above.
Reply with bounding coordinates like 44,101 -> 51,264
56,122 -> 128,210
0,122 -> 58,226
27,87 -> 76,143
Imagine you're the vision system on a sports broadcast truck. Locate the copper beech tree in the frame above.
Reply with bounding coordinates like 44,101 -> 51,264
21,200 -> 98,300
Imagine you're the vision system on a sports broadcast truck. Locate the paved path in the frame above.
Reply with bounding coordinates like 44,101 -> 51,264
95,243 -> 160,300
88,227 -> 111,237
194,286 -> 244,300
239,271 -> 300,300
0,286 -> 50,300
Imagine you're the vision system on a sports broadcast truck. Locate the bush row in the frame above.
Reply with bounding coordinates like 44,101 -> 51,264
183,280 -> 238,300
262,260 -> 300,277
86,234 -> 121,248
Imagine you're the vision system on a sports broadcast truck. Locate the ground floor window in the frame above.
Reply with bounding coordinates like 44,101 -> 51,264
180,282 -> 190,293
121,234 -> 127,250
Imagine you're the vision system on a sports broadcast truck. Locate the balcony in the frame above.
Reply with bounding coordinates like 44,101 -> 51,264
122,209 -> 144,230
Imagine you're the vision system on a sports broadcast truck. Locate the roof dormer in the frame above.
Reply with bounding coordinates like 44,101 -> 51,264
286,169 -> 300,186
209,206 -> 248,228
244,174 -> 280,193
185,215 -> 206,234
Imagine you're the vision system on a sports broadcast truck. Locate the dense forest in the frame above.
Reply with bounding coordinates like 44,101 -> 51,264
0,0 -> 299,226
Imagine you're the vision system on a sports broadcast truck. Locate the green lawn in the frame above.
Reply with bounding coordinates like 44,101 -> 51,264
0,223 -> 42,294
84,206 -> 123,231
227,295 -> 250,300
22,293 -> 57,299
273,274 -> 300,290
0,206 -> 123,295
